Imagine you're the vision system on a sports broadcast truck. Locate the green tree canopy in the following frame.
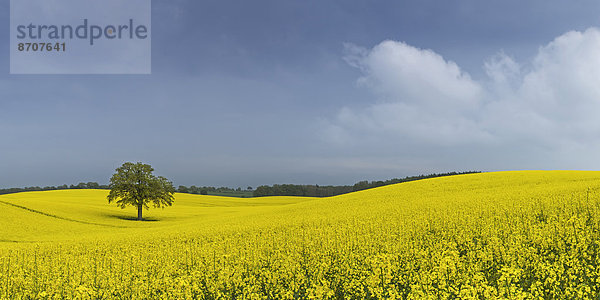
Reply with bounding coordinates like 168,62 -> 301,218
107,162 -> 175,221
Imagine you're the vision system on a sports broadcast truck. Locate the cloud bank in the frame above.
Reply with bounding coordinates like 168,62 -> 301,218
325,28 -> 600,171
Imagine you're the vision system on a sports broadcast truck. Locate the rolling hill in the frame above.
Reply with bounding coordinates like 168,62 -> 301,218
2,171 -> 600,298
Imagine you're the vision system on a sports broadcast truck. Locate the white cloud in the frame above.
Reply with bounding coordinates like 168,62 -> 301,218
345,41 -> 482,110
484,50 -> 520,88
326,28 -> 600,170
337,41 -> 489,146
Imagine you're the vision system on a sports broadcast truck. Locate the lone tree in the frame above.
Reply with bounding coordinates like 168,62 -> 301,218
107,162 -> 175,221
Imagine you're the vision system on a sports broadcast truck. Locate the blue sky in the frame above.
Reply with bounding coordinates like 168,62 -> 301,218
2,0 -> 600,188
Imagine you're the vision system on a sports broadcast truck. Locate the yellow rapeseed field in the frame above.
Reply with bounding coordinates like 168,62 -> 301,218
2,170 -> 600,299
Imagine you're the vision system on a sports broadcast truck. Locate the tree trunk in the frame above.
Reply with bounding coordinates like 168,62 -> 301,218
137,204 -> 143,221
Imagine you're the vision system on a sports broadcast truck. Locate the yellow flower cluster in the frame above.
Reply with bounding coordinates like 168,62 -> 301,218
2,171 -> 600,299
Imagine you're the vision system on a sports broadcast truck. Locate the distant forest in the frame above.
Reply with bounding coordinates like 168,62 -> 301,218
0,182 -> 108,195
0,183 -> 248,197
252,171 -> 481,197
0,171 -> 480,197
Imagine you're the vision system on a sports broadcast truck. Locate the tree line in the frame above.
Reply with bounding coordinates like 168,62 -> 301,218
0,171 -> 480,197
0,182 -> 252,197
175,186 -> 253,195
0,182 -> 109,195
252,171 -> 481,197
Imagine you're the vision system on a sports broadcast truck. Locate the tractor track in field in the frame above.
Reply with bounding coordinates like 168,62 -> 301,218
0,239 -> 39,243
0,200 -> 126,228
